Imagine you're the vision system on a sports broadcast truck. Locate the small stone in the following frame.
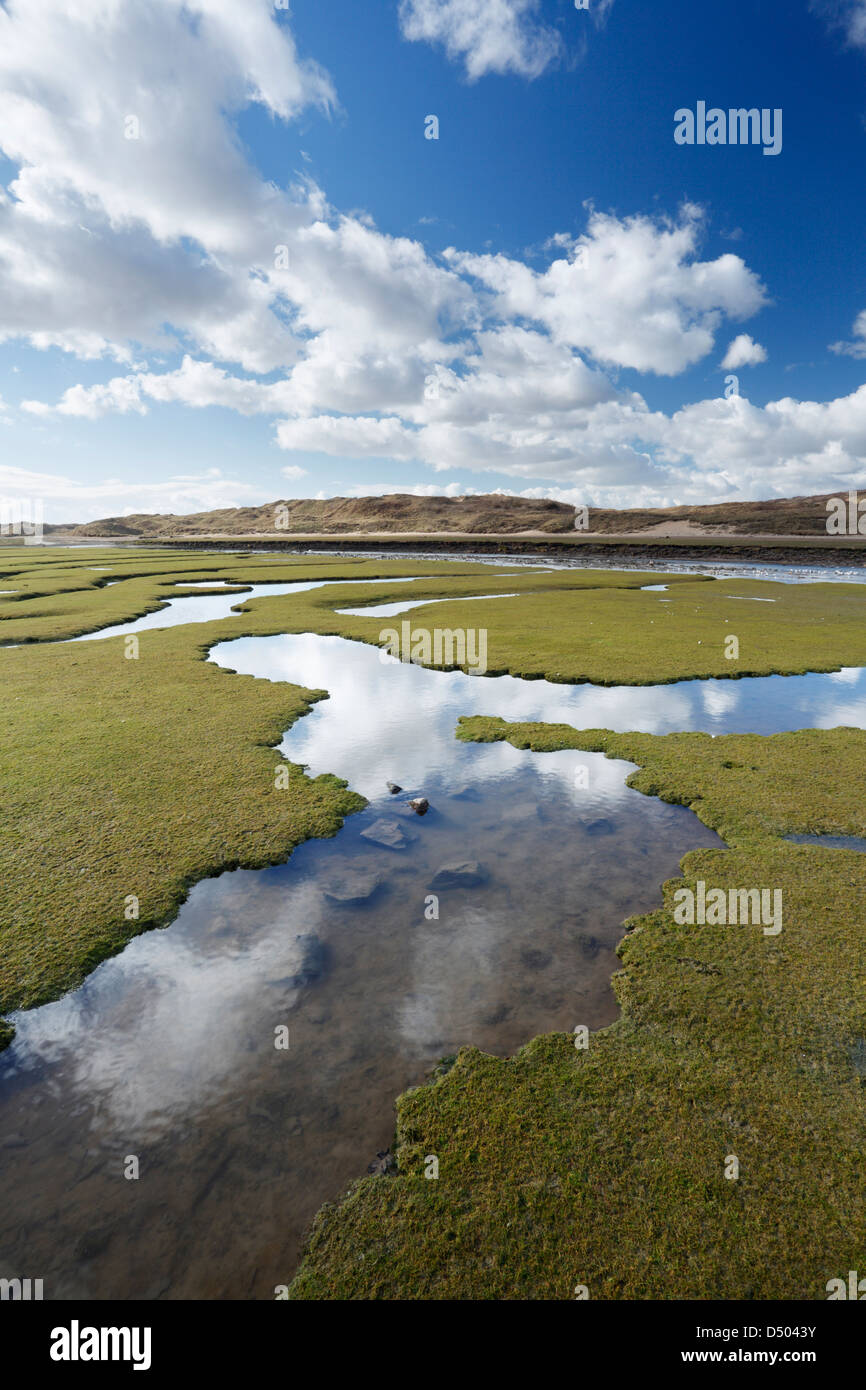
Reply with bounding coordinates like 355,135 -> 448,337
361,819 -> 409,850
322,870 -> 384,904
386,782 -> 402,794
430,860 -> 488,890
409,798 -> 429,816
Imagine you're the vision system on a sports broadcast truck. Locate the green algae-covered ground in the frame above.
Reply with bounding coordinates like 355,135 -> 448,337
289,721 -> 866,1299
3,546 -> 866,1302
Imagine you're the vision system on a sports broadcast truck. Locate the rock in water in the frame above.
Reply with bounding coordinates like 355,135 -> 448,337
520,947 -> 552,971
430,860 -> 488,889
409,797 -> 429,815
577,933 -> 604,960
584,818 -> 616,837
361,819 -> 409,850
386,781 -> 402,794
322,869 -> 384,904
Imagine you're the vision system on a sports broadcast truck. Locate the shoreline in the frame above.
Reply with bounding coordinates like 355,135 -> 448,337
128,532 -> 866,565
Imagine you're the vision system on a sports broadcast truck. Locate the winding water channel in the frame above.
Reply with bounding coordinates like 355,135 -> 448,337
2,566 -> 866,1298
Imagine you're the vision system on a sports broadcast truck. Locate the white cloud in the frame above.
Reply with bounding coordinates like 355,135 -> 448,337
276,414 -> 420,460
335,482 -> 471,498
721,334 -> 767,369
446,207 -> 768,375
0,463 -> 271,518
830,309 -> 866,359
24,204 -> 769,435
3,0 -> 865,516
22,357 -> 294,419
397,0 -> 562,80
829,1 -> 866,49
281,465 -> 308,480
0,0 -> 334,370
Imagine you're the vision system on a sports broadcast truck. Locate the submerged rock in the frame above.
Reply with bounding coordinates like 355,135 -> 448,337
430,860 -> 488,890
322,869 -> 384,904
520,947 -> 552,971
409,797 -> 429,816
481,1002 -> 511,1026
577,932 -> 606,960
584,818 -> 616,837
361,818 -> 409,850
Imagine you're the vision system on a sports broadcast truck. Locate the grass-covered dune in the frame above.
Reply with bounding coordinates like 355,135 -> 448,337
289,720 -> 866,1300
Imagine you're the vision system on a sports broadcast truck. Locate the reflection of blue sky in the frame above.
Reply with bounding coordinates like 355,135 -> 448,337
69,581 -> 316,642
211,631 -> 866,801
336,592 -> 518,617
9,876 -> 326,1137
9,573 -> 866,1138
3,728 -> 635,1131
67,576 -> 431,642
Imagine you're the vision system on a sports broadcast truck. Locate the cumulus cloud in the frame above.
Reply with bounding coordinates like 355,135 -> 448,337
446,207 -> 768,375
830,309 -> 866,358
0,0 -> 334,369
23,357 -> 292,419
721,334 -> 767,369
397,0 -> 562,80
4,0 -> 866,514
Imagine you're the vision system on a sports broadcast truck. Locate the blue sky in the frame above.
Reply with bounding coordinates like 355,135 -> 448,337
2,0 -> 866,521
